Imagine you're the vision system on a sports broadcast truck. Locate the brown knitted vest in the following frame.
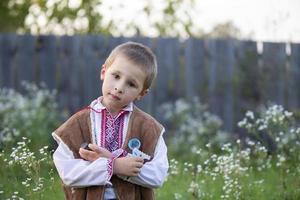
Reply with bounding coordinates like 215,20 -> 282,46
54,106 -> 163,200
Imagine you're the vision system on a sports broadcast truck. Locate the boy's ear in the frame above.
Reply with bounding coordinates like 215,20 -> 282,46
136,89 -> 149,100
100,65 -> 106,80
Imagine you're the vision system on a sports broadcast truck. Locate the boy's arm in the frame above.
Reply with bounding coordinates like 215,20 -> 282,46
53,136 -> 112,187
119,131 -> 169,188
79,144 -> 145,177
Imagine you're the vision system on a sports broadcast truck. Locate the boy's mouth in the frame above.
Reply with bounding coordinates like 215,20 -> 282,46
110,93 -> 121,100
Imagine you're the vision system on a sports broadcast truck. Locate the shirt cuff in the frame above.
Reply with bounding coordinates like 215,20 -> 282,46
106,149 -> 127,181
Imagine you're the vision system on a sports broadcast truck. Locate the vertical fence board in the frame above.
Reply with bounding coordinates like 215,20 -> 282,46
1,34 -> 18,88
261,42 -> 286,105
36,35 -> 57,89
184,39 -> 205,101
223,40 -> 235,132
288,43 -> 300,109
56,36 -> 67,111
82,35 -> 94,104
57,36 -> 81,112
81,35 -> 104,106
70,35 -> 82,111
235,41 -> 259,121
160,38 -> 180,118
153,38 -> 180,118
0,35 -> 3,87
206,39 -> 235,131
92,35 -> 110,105
15,35 -> 36,90
154,38 -> 167,106
206,40 -> 218,114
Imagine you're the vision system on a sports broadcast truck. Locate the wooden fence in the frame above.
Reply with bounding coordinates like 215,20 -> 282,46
0,34 -> 299,131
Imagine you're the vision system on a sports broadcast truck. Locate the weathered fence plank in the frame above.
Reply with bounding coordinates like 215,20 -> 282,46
206,39 -> 235,131
261,42 -> 286,105
184,39 -> 205,101
81,35 -> 101,106
0,35 -> 3,87
235,41 -> 259,121
222,39 -> 235,132
57,35 -> 82,112
36,35 -> 57,89
1,34 -> 18,88
69,35 -> 82,111
206,39 -> 218,113
15,35 -> 36,91
288,43 -> 300,110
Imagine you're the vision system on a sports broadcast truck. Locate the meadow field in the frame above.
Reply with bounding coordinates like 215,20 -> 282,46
1,84 -> 299,200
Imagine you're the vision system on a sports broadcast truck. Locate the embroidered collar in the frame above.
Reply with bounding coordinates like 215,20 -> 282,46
89,96 -> 133,114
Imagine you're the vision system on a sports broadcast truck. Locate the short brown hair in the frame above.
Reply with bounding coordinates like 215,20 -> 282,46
103,41 -> 157,90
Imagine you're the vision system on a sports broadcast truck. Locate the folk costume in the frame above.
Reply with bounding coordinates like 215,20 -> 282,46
52,97 -> 168,200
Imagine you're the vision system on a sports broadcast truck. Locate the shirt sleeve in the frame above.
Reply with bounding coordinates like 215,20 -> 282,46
52,134 -> 112,187
119,129 -> 169,188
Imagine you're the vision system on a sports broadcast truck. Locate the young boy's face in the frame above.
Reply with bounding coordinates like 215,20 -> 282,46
100,54 -> 148,114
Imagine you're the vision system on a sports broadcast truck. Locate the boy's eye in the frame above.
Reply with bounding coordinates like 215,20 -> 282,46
113,74 -> 120,79
128,82 -> 136,87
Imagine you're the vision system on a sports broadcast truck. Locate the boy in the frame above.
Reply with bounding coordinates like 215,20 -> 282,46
52,41 -> 169,200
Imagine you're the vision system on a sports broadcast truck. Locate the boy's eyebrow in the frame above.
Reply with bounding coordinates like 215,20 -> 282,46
111,70 -> 121,74
111,69 -> 140,85
126,75 -> 139,85
128,78 -> 138,85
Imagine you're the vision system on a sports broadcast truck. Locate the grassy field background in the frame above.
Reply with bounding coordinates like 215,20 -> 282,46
1,84 -> 300,199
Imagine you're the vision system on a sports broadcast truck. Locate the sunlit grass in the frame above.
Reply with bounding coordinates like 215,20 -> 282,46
156,156 -> 300,200
1,86 -> 299,199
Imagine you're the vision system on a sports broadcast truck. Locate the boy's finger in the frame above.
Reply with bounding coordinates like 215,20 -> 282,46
88,144 -> 100,153
132,168 -> 141,175
134,157 -> 144,163
79,148 -> 96,161
79,148 -> 88,158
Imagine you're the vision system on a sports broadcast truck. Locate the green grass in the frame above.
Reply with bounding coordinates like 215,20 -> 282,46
1,152 -> 300,200
155,161 -> 300,200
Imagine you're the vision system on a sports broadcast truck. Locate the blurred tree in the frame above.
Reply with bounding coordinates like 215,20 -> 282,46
0,0 -> 241,38
23,0 -> 114,35
0,0 -> 112,35
142,0 -> 205,37
204,21 -> 241,38
0,0 -> 31,32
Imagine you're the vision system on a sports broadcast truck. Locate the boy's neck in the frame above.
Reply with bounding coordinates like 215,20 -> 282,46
100,98 -> 129,117
107,109 -> 119,117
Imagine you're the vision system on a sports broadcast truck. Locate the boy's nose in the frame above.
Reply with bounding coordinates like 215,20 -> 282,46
114,86 -> 123,93
114,81 -> 125,93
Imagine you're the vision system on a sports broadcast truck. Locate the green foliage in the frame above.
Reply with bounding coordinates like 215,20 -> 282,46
157,154 -> 300,199
0,82 -> 60,150
0,0 -> 241,38
0,0 -> 110,34
0,0 -> 30,32
0,137 -> 63,199
160,98 -> 231,159
156,103 -> 300,199
203,21 -> 241,38
238,104 -> 300,161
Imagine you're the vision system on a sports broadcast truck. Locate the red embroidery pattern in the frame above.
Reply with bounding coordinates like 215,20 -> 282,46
107,149 -> 127,180
100,109 -> 127,152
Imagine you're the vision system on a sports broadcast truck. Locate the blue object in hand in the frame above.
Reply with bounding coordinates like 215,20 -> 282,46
128,138 -> 141,150
128,138 -> 151,160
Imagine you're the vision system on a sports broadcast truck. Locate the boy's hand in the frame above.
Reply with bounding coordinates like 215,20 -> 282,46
79,144 -> 112,161
113,157 -> 144,176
